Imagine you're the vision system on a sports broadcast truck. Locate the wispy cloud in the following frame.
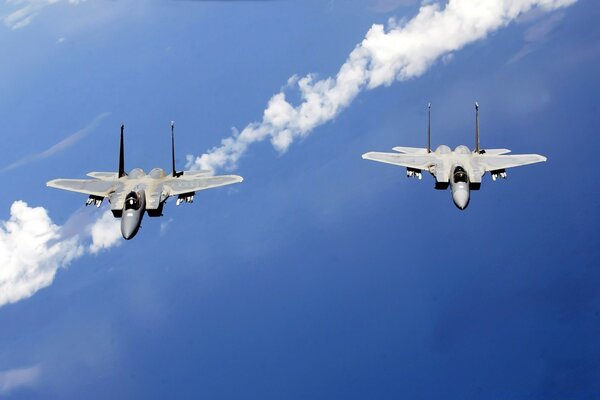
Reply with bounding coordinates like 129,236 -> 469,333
1,112 -> 110,173
0,202 -> 120,308
507,11 -> 566,65
3,0 -> 86,30
159,218 -> 174,237
0,364 -> 41,395
187,0 -> 577,173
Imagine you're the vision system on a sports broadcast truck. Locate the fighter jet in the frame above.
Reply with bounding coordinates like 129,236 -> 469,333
47,122 -> 243,239
361,103 -> 546,210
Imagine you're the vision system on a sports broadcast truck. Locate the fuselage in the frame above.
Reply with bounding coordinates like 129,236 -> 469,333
117,168 -> 166,239
431,145 -> 477,210
121,188 -> 146,240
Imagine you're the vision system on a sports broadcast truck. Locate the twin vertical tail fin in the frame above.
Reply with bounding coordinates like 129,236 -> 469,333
427,103 -> 431,153
475,102 -> 482,154
171,121 -> 183,177
118,124 -> 126,178
426,102 -> 483,154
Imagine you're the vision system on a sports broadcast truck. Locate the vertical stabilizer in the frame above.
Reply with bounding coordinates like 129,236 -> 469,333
118,124 -> 126,178
171,121 -> 183,177
427,103 -> 431,153
475,102 -> 481,153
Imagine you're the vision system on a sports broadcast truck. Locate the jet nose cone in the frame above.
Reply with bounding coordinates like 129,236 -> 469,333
121,213 -> 140,240
452,189 -> 470,210
122,228 -> 135,240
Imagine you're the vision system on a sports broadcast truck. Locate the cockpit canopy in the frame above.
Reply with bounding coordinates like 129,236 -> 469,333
124,191 -> 141,210
453,166 -> 468,183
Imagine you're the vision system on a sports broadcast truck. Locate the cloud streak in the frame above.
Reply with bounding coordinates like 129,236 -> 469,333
0,202 -> 120,308
3,0 -> 86,30
0,364 -> 41,395
188,0 -> 577,173
1,112 -> 110,173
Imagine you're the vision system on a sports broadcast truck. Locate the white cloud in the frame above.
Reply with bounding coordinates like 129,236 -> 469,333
3,0 -> 86,30
159,218 -> 174,237
0,364 -> 41,395
0,201 -> 83,306
507,11 -> 566,64
187,0 -> 577,173
0,202 -> 120,308
89,210 -> 121,254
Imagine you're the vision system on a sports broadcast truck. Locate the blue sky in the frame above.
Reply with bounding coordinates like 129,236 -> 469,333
1,0 -> 599,398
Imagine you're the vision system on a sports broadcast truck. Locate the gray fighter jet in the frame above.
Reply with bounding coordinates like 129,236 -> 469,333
47,123 -> 243,239
362,103 -> 546,210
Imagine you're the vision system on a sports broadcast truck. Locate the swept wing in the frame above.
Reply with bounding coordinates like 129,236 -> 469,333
47,179 -> 119,197
164,174 -> 243,196
362,151 -> 451,182
473,154 -> 547,171
362,152 -> 436,169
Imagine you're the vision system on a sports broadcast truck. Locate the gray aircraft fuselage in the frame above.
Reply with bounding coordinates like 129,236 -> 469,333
121,183 -> 147,240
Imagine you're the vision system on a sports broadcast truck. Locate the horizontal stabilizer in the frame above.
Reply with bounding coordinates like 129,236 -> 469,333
392,146 -> 429,154
182,170 -> 214,177
480,149 -> 511,155
86,172 -> 119,180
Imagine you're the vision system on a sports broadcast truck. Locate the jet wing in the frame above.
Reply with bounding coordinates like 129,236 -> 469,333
164,174 -> 243,196
362,152 -> 437,169
47,179 -> 118,197
362,151 -> 451,183
474,154 -> 547,171
392,146 -> 429,154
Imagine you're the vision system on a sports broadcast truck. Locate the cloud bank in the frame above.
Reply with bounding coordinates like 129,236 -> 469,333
0,202 -> 120,307
188,0 -> 577,173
